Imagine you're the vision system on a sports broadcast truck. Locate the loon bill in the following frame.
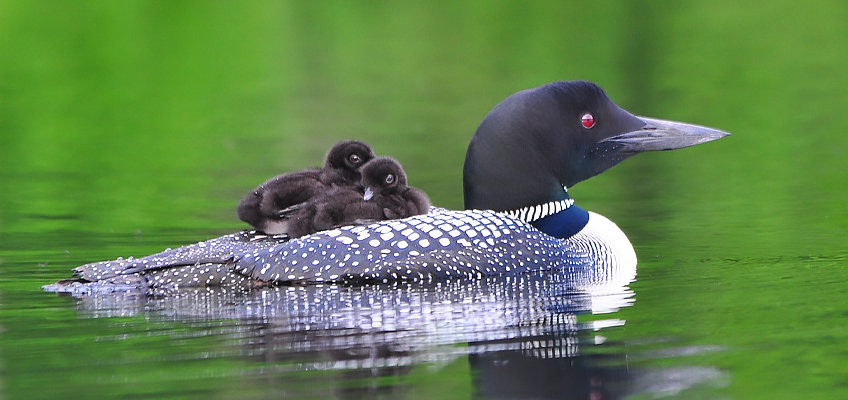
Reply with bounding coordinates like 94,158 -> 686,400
44,80 -> 728,292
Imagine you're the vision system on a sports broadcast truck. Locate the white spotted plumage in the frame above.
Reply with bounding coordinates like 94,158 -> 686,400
57,205 -> 635,289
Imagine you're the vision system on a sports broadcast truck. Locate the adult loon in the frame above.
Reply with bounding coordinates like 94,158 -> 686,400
285,156 -> 431,238
236,140 -> 376,234
44,81 -> 728,292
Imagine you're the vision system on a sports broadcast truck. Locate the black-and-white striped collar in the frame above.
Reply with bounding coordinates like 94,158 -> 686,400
501,198 -> 575,224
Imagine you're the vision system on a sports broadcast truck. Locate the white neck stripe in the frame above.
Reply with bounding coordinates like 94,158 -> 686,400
500,198 -> 575,223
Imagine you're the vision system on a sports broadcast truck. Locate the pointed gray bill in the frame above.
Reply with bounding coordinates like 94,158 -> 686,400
601,116 -> 730,152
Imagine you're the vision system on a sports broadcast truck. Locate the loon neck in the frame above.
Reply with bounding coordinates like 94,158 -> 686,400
500,190 -> 589,239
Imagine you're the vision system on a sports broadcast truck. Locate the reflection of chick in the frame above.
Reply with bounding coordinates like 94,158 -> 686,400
236,140 -> 375,234
361,157 -> 431,219
285,157 -> 431,238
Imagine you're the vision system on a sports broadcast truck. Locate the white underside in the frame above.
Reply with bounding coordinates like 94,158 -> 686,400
563,211 -> 638,314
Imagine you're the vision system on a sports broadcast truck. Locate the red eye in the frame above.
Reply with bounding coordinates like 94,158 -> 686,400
581,113 -> 595,129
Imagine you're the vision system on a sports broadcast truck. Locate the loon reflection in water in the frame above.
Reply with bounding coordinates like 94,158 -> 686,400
44,80 -> 728,292
68,271 -> 726,398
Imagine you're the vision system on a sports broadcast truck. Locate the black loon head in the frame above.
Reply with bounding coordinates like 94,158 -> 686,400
361,156 -> 408,196
324,140 -> 377,182
463,81 -> 729,212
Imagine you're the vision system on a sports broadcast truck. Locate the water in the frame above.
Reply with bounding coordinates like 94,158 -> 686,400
2,1 -> 847,399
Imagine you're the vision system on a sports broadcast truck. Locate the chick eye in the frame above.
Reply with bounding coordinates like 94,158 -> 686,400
581,113 -> 595,129
385,174 -> 395,184
349,154 -> 362,164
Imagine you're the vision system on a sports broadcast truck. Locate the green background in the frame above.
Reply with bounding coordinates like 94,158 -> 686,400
1,1 -> 846,399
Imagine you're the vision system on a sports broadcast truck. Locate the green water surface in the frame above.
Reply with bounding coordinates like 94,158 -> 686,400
1,1 -> 847,399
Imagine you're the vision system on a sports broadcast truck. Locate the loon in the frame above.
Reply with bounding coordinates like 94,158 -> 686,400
283,186 -> 384,239
285,157 -> 430,238
43,80 -> 728,292
361,157 -> 431,219
236,140 -> 376,234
